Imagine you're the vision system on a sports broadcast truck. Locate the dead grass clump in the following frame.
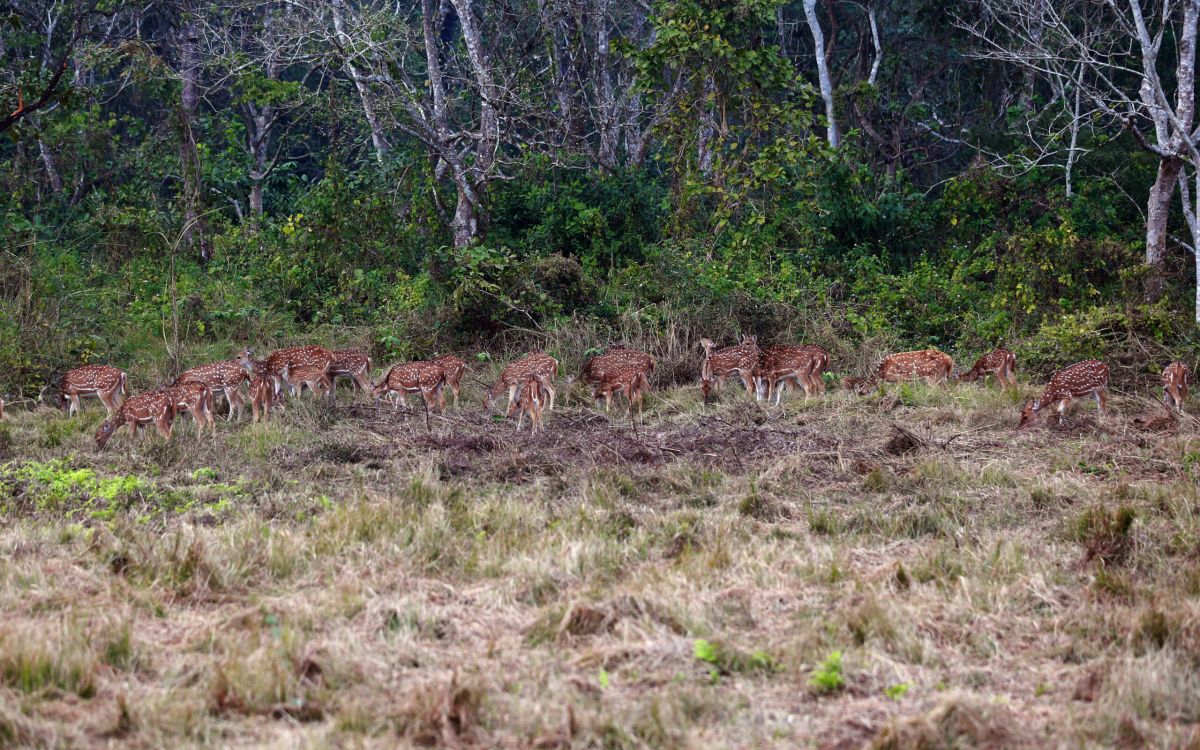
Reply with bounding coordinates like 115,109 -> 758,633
884,425 -> 925,456
869,693 -> 1015,749
0,623 -> 98,698
1074,505 -> 1137,567
394,672 -> 484,747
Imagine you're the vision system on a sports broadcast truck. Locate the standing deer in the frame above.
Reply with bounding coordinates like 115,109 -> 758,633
61,365 -> 127,418
162,382 -> 216,437
95,390 -> 176,449
433,354 -> 468,406
1018,360 -> 1110,428
511,373 -> 552,433
956,348 -> 1017,388
248,372 -> 273,423
238,346 -> 334,398
700,335 -> 760,402
587,363 -> 652,416
280,362 -> 333,399
328,349 -> 373,398
753,344 -> 828,404
1162,361 -> 1191,413
484,351 -> 559,416
372,360 -> 448,413
174,360 -> 249,421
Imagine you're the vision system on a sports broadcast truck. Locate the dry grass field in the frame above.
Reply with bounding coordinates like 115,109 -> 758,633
1,375 -> 1199,748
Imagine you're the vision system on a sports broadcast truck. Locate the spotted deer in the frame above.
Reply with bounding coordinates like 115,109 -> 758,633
1018,360 -> 1110,428
484,351 -> 559,416
281,362 -> 333,399
700,335 -> 760,402
95,390 -> 176,449
248,372 -> 273,423
587,363 -> 651,416
1162,361 -> 1191,413
581,346 -> 655,384
174,360 -> 248,420
433,354 -> 468,406
956,348 -> 1017,388
753,345 -> 829,405
162,381 -> 215,437
328,349 -> 373,397
512,373 -> 552,433
238,346 -> 334,398
372,360 -> 447,413
61,365 -> 127,418
847,349 -> 955,394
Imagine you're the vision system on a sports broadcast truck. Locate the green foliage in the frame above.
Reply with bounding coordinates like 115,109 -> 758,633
808,650 -> 846,693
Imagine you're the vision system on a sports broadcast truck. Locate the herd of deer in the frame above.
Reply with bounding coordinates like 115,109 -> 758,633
42,337 -> 1194,449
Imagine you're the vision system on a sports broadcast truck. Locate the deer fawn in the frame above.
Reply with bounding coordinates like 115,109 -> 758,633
162,382 -> 216,437
238,346 -> 334,398
248,372 -> 273,423
328,349 -> 373,398
61,365 -> 127,418
754,345 -> 828,405
587,363 -> 651,416
1162,361 -> 1191,412
956,348 -> 1017,388
281,362 -> 333,399
1018,360 -> 1110,428
512,373 -> 552,433
433,354 -> 468,406
174,360 -> 249,421
484,351 -> 558,416
700,335 -> 760,402
372,360 -> 448,413
95,390 -> 176,449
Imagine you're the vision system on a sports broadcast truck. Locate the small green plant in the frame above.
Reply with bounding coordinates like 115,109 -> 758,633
808,650 -> 846,693
693,639 -> 777,679
884,682 -> 910,700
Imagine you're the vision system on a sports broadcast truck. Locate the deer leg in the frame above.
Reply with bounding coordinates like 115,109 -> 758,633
740,371 -> 755,399
1095,390 -> 1107,416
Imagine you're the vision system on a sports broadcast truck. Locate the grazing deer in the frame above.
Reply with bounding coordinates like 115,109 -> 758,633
95,390 -> 175,449
328,349 -> 373,398
484,351 -> 559,416
238,346 -> 334,398
372,360 -> 447,413
956,348 -> 1017,388
162,382 -> 215,437
587,363 -> 651,416
847,349 -> 954,394
174,360 -> 249,421
700,335 -> 760,402
281,362 -> 333,399
582,346 -> 655,383
512,373 -> 552,433
1018,359 -> 1110,428
61,365 -> 127,418
248,372 -> 273,423
433,354 -> 468,406
753,345 -> 829,405
1162,361 -> 1191,412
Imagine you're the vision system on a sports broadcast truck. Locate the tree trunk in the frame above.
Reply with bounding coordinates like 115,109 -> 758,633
595,0 -> 619,170
331,0 -> 389,164
1146,157 -> 1183,299
452,190 -> 478,248
177,8 -> 209,260
37,133 -> 62,192
803,0 -> 840,149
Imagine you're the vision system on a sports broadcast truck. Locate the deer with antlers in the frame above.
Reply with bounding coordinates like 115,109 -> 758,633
372,360 -> 448,413
511,373 -> 553,433
484,351 -> 559,416
1162,361 -> 1191,413
700,335 -> 760,402
433,354 -> 468,406
162,381 -> 216,437
1018,360 -> 1110,429
753,344 -> 829,405
61,365 -> 127,418
328,349 -> 373,398
95,390 -> 176,449
174,360 -> 249,420
956,348 -> 1017,388
238,346 -> 334,398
